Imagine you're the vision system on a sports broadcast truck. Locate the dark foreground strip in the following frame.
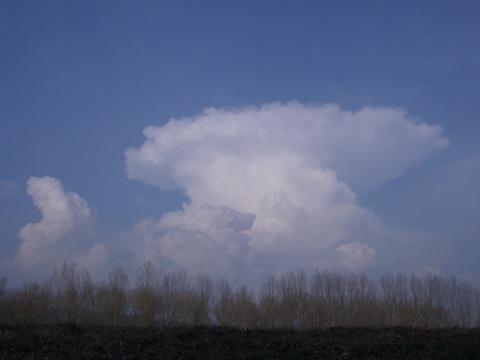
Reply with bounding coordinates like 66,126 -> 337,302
1,324 -> 479,359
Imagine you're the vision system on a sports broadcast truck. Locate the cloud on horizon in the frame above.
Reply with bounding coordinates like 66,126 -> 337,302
124,102 -> 448,282
11,176 -> 107,280
1,102 -> 450,286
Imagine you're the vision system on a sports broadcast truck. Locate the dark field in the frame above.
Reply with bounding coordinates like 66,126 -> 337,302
1,324 -> 479,359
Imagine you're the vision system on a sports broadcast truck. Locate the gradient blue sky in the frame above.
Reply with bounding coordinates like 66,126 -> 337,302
1,1 -> 480,286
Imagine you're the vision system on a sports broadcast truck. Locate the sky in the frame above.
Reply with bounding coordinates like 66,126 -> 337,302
1,1 -> 480,288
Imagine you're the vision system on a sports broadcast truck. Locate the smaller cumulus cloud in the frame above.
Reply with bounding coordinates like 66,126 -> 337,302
18,176 -> 92,246
14,176 -> 106,277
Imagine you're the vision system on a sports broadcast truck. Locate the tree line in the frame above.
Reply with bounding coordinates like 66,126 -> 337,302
1,261 -> 479,328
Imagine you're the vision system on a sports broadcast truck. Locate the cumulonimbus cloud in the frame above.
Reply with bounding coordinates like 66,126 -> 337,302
125,102 -> 448,280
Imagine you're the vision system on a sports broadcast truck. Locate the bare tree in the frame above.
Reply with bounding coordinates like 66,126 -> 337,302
258,275 -> 279,328
0,277 -> 7,322
445,275 -> 460,326
3,265 -> 479,329
189,274 -> 213,326
97,268 -> 129,326
409,274 -> 424,327
78,270 -> 99,325
276,271 -> 310,329
158,271 -> 175,326
276,272 -> 297,328
108,268 -> 130,326
393,273 -> 411,326
309,271 -> 327,328
347,273 -> 378,327
310,270 -> 341,328
132,260 -> 161,326
423,274 -> 448,328
213,277 -> 235,327
457,281 -> 474,328
51,262 -> 82,324
159,271 -> 196,326
0,276 -> 7,322
475,287 -> 480,328
380,273 -> 398,326
233,285 -> 257,329
0,276 -> 6,298
330,272 -> 348,327
50,262 -> 99,325
11,281 -> 48,324
168,271 -> 192,326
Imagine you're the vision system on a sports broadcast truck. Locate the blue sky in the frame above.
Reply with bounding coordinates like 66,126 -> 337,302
1,1 -> 480,287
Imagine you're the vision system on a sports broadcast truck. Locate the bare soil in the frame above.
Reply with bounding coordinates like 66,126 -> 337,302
1,324 -> 479,359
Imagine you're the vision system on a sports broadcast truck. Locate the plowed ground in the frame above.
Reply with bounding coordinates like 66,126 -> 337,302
1,324 -> 479,359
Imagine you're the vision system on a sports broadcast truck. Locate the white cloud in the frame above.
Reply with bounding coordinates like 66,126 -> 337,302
126,103 -> 447,195
130,203 -> 255,282
3,103 -> 449,286
18,176 -> 91,245
125,102 -> 448,280
15,176 -> 106,276
73,243 -> 109,271
336,242 -> 376,269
